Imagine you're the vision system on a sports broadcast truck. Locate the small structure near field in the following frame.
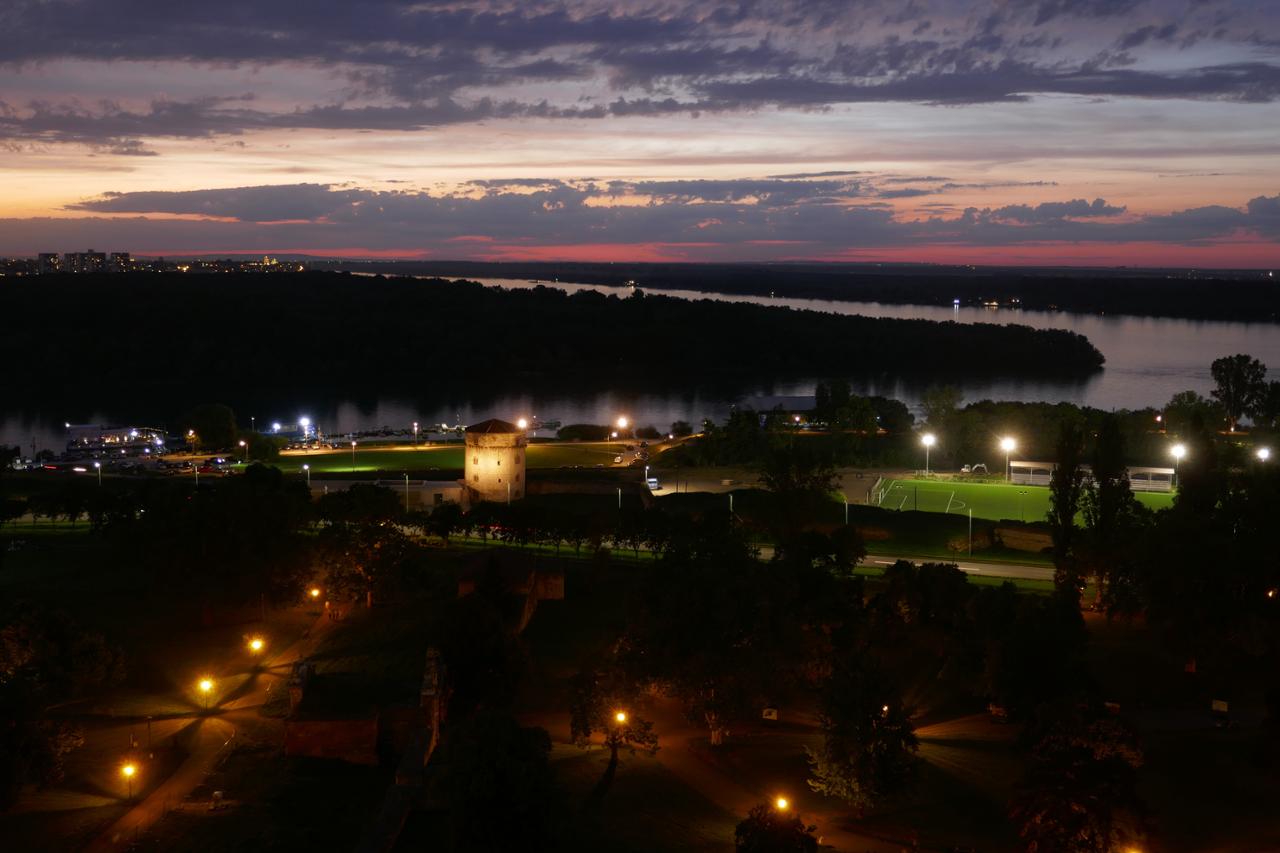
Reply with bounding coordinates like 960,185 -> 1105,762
463,419 -> 527,505
1010,460 -> 1175,492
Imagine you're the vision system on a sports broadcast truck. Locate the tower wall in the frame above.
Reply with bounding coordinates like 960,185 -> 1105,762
464,430 -> 527,503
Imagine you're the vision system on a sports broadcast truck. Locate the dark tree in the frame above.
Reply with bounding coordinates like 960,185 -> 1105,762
438,711 -> 561,853
569,667 -> 658,807
806,654 -> 917,812
735,803 -> 819,853
1210,353 -> 1267,432
1047,421 -> 1086,593
181,403 -> 238,451
1079,415 -> 1148,611
1010,704 -> 1147,853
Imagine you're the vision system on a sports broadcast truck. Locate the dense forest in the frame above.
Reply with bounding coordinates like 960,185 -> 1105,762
1,272 -> 1101,412
322,260 -> 1280,323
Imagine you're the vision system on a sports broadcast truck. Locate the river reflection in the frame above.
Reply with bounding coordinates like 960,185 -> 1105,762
6,277 -> 1277,453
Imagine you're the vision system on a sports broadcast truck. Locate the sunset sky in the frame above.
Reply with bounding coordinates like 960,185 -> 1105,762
2,0 -> 1278,266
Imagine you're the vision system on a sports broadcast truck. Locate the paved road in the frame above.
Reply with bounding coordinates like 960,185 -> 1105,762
84,609 -> 341,852
864,553 -> 1055,581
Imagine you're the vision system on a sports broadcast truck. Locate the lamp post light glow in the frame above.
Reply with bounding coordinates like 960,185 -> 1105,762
248,636 -> 265,654
774,796 -> 789,812
1170,443 -> 1186,489
614,710 -> 627,724
516,417 -> 529,430
121,763 -> 137,799
238,439 -> 247,463
302,463 -> 310,486
351,440 -> 357,472
309,587 -> 321,600
616,416 -> 629,430
921,433 -> 936,475
198,678 -> 214,710
1258,447 -> 1272,462
1000,436 -> 1016,481
413,421 -> 419,446
93,461 -> 101,486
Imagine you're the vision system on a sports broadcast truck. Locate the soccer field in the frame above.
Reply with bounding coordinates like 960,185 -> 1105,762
270,441 -> 630,474
873,478 -> 1175,523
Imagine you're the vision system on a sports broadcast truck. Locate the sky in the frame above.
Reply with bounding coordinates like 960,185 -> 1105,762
2,0 -> 1279,266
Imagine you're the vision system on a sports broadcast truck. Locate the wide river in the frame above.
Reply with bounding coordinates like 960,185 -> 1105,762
5,277 -> 1279,452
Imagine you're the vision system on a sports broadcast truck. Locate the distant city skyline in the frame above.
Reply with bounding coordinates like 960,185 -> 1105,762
2,0 -> 1278,266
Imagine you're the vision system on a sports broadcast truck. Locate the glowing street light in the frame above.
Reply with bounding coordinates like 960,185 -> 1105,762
1000,436 -> 1017,481
198,678 -> 214,710
1170,443 -> 1187,489
309,587 -> 321,600
248,636 -> 265,654
302,463 -> 310,486
238,439 -> 247,463
920,433 -> 936,475
121,763 -> 137,799
616,416 -> 629,430
774,796 -> 790,812
516,417 -> 529,430
412,421 -> 419,446
93,460 -> 102,486
351,440 -> 357,472
1257,447 -> 1272,462
614,710 -> 628,724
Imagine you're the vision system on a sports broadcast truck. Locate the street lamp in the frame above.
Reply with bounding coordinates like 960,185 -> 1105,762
616,416 -> 629,430
1257,447 -> 1272,462
309,587 -> 321,600
1170,443 -> 1186,489
413,421 -> 419,446
1000,436 -> 1016,481
350,440 -> 357,472
238,439 -> 247,463
198,678 -> 214,710
93,460 -> 101,486
614,710 -> 628,724
516,417 -> 529,430
302,463 -> 310,486
248,636 -> 265,655
121,763 -> 137,799
774,796 -> 789,812
921,433 -> 936,475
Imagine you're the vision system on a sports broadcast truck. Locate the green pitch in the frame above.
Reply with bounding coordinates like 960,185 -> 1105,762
873,478 -> 1175,523
266,441 -> 632,474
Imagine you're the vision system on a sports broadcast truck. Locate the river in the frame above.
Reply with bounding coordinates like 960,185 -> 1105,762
5,277 -> 1277,453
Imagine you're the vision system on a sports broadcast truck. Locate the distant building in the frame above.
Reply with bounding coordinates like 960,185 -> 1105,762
109,252 -> 132,273
37,253 -> 62,274
65,424 -> 166,454
463,418 -> 527,505
64,250 -> 107,273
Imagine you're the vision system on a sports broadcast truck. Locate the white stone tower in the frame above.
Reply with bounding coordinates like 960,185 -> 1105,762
463,419 -> 527,504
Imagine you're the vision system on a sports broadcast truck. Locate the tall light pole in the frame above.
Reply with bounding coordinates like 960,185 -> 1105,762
413,421 -> 419,446
921,433 -> 936,476
93,460 -> 101,486
198,678 -> 214,711
1000,436 -> 1016,481
238,439 -> 247,464
302,463 -> 310,486
1170,443 -> 1186,489
351,440 -> 357,473
404,473 -> 410,512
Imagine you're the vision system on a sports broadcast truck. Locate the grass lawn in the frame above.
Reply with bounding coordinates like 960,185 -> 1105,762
552,746 -> 737,853
265,441 -> 632,475
873,478 -> 1175,523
